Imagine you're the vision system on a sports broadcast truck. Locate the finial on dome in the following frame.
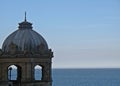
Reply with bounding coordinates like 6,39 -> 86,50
25,11 -> 27,22
19,12 -> 33,30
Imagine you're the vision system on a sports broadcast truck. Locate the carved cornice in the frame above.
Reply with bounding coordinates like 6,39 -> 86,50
0,49 -> 53,58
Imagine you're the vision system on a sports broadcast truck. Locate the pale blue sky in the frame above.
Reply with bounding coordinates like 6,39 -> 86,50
0,0 -> 120,68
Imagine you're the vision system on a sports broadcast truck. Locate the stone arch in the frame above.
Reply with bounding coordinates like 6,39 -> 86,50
8,65 -> 17,80
34,65 -> 43,80
7,64 -> 22,81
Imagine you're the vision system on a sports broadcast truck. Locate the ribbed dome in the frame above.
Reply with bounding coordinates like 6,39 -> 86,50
2,20 -> 48,54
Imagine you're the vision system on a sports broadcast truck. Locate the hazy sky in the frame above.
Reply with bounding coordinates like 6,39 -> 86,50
0,0 -> 120,68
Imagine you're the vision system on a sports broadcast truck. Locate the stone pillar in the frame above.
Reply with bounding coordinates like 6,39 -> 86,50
2,63 -> 8,81
21,62 -> 32,81
31,63 -> 35,80
48,62 -> 52,81
49,62 -> 52,81
26,63 -> 32,81
21,63 -> 26,81
0,63 -> 2,80
43,62 -> 52,81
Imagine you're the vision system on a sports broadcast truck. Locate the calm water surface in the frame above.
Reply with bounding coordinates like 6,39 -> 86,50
52,69 -> 120,86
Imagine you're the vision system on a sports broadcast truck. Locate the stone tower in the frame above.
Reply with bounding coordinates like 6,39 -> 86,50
0,15 -> 53,86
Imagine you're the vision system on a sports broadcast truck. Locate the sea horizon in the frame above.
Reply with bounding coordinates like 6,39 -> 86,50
52,67 -> 120,69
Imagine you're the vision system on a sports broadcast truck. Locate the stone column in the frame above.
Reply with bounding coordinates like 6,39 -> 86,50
21,63 -> 26,81
48,62 -> 52,81
43,62 -> 52,81
31,63 -> 35,80
2,63 -> 8,81
0,63 -> 2,80
26,63 -> 32,81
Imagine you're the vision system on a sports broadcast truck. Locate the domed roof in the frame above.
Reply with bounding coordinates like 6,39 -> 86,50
2,18 -> 48,54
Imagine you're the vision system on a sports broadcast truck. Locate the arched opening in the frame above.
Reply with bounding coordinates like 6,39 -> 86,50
34,65 -> 42,80
8,65 -> 22,81
8,65 -> 17,80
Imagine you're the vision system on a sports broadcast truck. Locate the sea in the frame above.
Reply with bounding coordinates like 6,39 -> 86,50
9,68 -> 120,86
52,69 -> 120,86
